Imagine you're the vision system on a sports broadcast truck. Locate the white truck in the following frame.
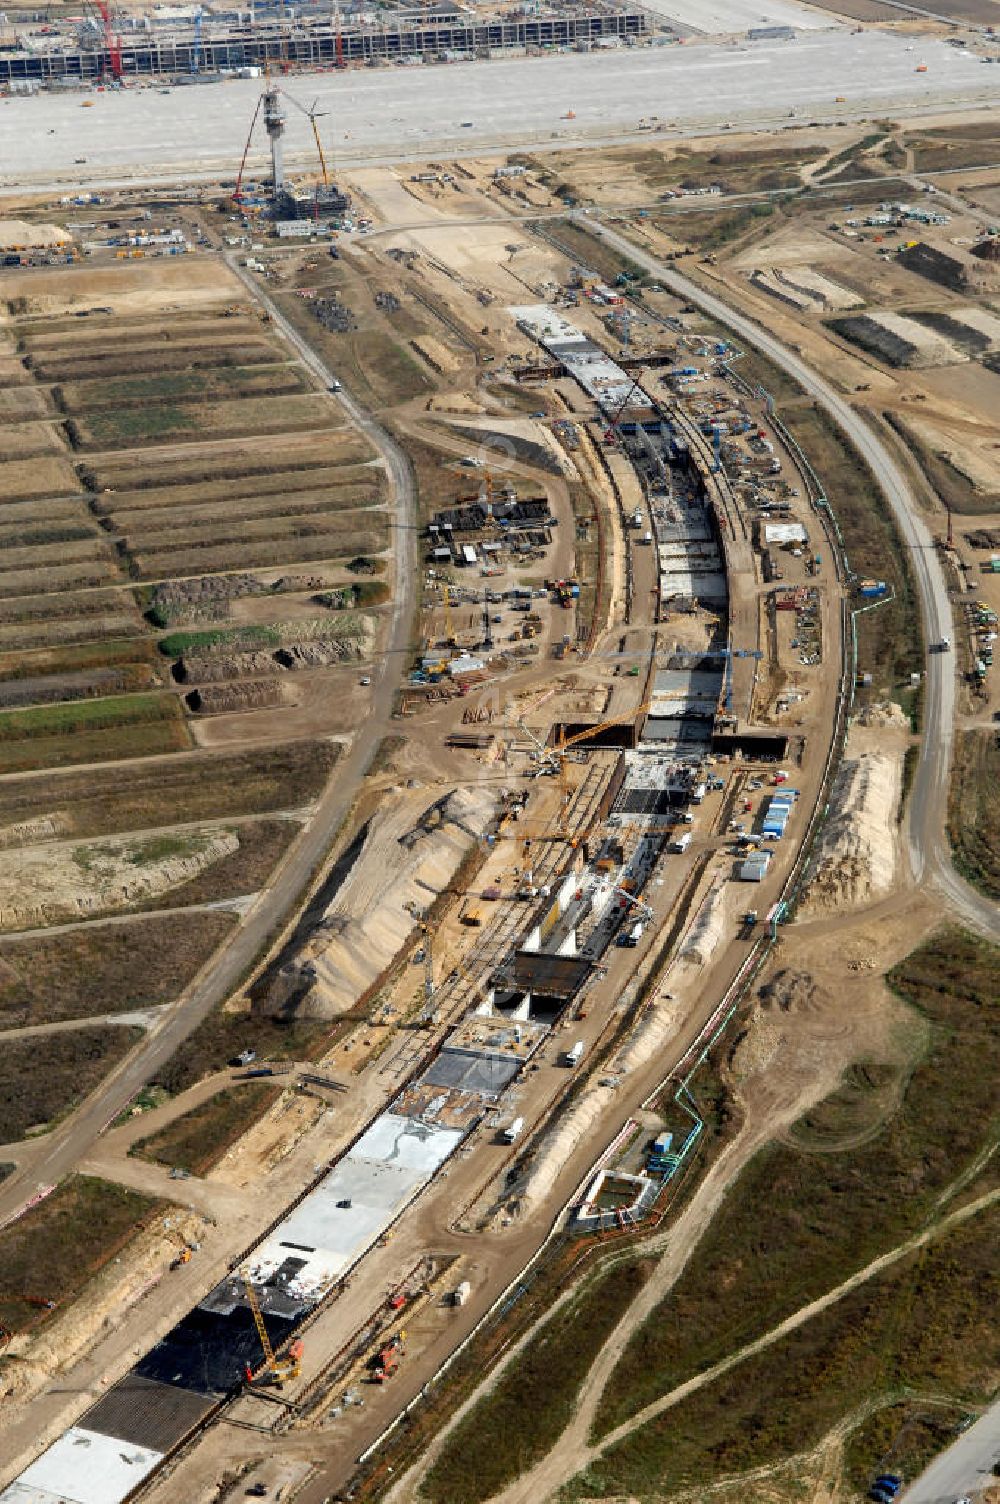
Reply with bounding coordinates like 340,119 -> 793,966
502,1116 -> 524,1143
670,831 -> 692,854
562,1040 -> 585,1068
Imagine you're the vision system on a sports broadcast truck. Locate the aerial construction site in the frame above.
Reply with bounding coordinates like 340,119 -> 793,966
0,5 -> 997,1504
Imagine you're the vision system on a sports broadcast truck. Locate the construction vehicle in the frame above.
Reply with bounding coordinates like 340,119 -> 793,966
169,1249 -> 192,1271
369,1332 -> 405,1382
242,1279 -> 303,1388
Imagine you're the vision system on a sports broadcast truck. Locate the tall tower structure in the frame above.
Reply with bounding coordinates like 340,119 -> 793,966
263,85 -> 286,193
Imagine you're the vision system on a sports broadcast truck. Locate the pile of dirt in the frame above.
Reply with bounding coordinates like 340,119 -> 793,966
275,639 -> 365,668
283,786 -> 495,1019
0,828 -> 239,929
857,700 -> 910,730
187,682 -> 289,715
731,968 -> 831,1079
149,572 -> 267,625
179,649 -> 282,684
674,885 -> 727,974
801,753 -> 901,914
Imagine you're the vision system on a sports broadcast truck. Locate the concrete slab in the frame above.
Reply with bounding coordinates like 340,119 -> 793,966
1,1429 -> 163,1504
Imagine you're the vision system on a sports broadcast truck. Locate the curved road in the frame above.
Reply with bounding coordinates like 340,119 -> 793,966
0,259 -> 417,1227
586,216 -> 1000,943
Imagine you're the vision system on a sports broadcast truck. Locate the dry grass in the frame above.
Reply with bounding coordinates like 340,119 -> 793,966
0,1028 -> 143,1143
0,911 -> 236,1027
135,819 -> 299,912
57,363 -> 305,413
0,739 -> 340,837
129,522 -> 389,581
947,731 -> 1000,900
130,1082 -> 279,1175
0,1176 -> 160,1336
70,394 -> 336,451
0,717 -> 192,775
87,432 -> 373,491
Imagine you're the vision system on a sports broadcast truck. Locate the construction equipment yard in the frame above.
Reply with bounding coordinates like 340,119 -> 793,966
0,38 -> 997,1504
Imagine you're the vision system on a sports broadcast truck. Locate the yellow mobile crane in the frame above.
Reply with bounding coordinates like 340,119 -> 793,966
242,1279 -> 303,1388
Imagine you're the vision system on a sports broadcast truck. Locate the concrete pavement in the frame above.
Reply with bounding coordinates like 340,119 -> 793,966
0,33 -> 994,192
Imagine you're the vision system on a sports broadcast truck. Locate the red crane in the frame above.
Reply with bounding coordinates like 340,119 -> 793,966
603,375 -> 644,446
94,0 -> 123,81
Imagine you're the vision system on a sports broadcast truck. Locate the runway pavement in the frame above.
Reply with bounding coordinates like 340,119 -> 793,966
0,31 -> 995,190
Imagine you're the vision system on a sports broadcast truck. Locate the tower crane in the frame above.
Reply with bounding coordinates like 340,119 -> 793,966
441,582 -> 457,647
191,5 -> 203,75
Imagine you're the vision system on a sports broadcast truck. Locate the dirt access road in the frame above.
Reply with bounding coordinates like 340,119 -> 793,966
583,217 -> 1000,945
0,254 -> 417,1230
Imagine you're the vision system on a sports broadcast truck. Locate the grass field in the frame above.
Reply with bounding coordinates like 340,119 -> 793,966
0,911 -> 237,1028
129,524 -> 389,582
71,394 -> 336,451
84,436 -> 374,495
588,927 -> 999,1439
0,739 -> 339,837
0,638 -> 159,684
423,1258 -> 655,1504
157,625 -> 281,658
33,342 -> 281,382
94,463 -> 379,516
0,691 -> 177,742
947,731 -> 1000,900
110,484 -> 380,533
58,363 -> 306,413
0,614 -> 145,655
0,557 -> 121,600
0,1176 -> 160,1336
0,716 -> 192,775
0,456 -> 80,501
0,1027 -> 143,1143
130,1082 -> 279,1175
563,1204 -> 999,1501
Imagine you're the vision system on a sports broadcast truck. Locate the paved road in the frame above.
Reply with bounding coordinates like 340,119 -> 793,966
0,261 -> 417,1228
586,217 -> 1000,944
903,1401 -> 1000,1502
0,32 -> 992,191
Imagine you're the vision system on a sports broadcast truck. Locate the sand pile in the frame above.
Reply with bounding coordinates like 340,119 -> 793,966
294,785 -> 494,1019
507,1080 -> 617,1218
0,219 -> 71,251
0,828 -> 239,930
674,885 -> 727,975
801,753 -> 900,914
